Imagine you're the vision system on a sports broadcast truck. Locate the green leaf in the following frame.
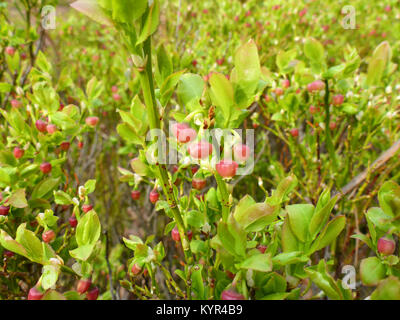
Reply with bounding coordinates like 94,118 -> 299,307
186,210 -> 205,228
261,292 -> 290,300
16,223 -> 43,263
31,178 -> 60,200
6,189 -> 28,208
84,179 -> 96,194
37,209 -> 59,228
130,157 -> 150,176
64,291 -> 84,300
209,73 -> 235,120
286,204 -> 314,242
76,211 -> 101,247
191,264 -> 205,299
117,123 -> 144,145
123,236 -> 143,251
69,244 -> 96,261
41,290 -> 66,300
309,194 -> 337,239
234,202 -> 278,232
70,0 -> 113,26
130,96 -> 148,134
267,175 -> 297,206
217,217 -> 246,258
137,0 -> 160,44
360,257 -> 386,286
239,253 -> 272,272
341,103 -> 358,115
366,58 -> 386,87
276,49 -> 297,74
110,0 -> 147,24
0,230 -> 28,258
366,207 -> 392,233
272,251 -> 309,266
42,265 -> 60,290
378,181 -> 400,217
309,216 -> 346,253
281,218 -> 299,252
304,38 -> 326,73
234,40 -> 261,100
261,272 -> 287,295
371,277 -> 400,300
155,45 -> 173,86
0,83 -> 12,93
322,64 -> 345,79
160,70 -> 186,107
304,37 -> 324,63
305,260 -> 343,300
177,73 -> 205,110
54,190 -> 73,205
366,41 -> 391,87
190,240 -> 207,254
351,233 -> 373,249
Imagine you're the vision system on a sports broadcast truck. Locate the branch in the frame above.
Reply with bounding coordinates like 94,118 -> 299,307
335,139 -> 400,200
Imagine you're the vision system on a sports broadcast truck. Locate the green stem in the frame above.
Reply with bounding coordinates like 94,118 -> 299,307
214,173 -> 230,221
137,36 -> 193,264
324,79 -> 338,171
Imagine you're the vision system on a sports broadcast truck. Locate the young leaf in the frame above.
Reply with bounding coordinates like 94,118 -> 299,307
137,0 -> 160,45
360,257 -> 386,286
177,73 -> 205,110
234,40 -> 261,103
6,189 -> 28,208
75,211 -> 101,247
15,224 -> 44,263
54,190 -> 73,205
286,204 -> 314,242
110,0 -> 147,24
309,216 -> 346,253
70,0 -> 113,26
309,194 -> 337,239
371,277 -> 400,300
234,202 -> 278,232
239,253 -> 272,272
281,218 -> 299,252
209,73 -> 235,120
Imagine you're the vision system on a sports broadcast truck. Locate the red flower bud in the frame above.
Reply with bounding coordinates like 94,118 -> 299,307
77,279 -> 92,294
188,141 -> 213,159
131,190 -> 141,200
82,204 -> 93,213
149,190 -> 159,204
171,226 -> 180,242
28,286 -> 44,300
377,237 -> 396,256
87,287 -> 99,300
40,162 -> 52,174
13,147 -> 24,159
35,120 -> 47,132
216,160 -> 238,178
192,178 -> 206,190
221,289 -> 245,300
42,230 -> 55,243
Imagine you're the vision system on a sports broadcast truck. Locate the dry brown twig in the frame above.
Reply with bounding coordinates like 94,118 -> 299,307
335,139 -> 400,200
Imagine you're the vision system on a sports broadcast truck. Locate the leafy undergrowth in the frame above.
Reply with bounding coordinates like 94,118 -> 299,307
0,0 -> 399,300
